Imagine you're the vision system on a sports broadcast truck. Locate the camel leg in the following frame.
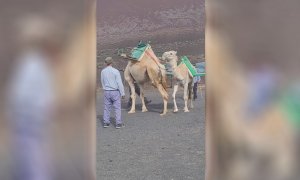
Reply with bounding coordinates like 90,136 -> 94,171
124,67 -> 136,113
183,83 -> 189,112
128,82 -> 136,113
190,98 -> 194,109
173,83 -> 179,112
139,84 -> 148,112
157,84 -> 168,116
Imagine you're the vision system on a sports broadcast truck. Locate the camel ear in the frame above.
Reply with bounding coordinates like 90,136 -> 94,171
175,51 -> 177,55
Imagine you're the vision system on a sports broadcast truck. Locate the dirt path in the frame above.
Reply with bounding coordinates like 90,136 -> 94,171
97,88 -> 205,180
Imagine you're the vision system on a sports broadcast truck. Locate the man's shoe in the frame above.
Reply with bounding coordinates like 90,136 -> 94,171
116,124 -> 124,129
103,123 -> 110,128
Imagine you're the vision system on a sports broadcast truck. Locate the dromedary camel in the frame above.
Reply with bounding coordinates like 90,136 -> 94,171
121,44 -> 169,115
161,51 -> 194,112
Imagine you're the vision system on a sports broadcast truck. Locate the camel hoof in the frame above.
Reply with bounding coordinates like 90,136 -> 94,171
173,109 -> 179,113
184,109 -> 190,112
128,110 -> 135,114
142,108 -> 148,112
160,112 -> 167,116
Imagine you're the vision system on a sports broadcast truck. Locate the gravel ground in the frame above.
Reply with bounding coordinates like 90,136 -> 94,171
97,87 -> 205,180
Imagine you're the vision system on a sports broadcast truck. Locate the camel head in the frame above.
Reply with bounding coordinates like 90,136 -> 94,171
162,51 -> 178,67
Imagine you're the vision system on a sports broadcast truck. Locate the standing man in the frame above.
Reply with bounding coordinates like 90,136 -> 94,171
193,75 -> 201,100
101,57 -> 125,129
193,62 -> 205,100
7,16 -> 56,180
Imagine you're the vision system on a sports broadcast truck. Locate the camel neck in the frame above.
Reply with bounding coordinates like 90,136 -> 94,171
167,57 -> 179,69
170,60 -> 181,71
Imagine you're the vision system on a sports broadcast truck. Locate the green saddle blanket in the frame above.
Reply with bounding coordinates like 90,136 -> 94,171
130,43 -> 148,60
181,56 -> 206,77
280,86 -> 300,129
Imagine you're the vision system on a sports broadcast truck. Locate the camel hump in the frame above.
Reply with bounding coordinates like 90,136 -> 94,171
160,71 -> 168,91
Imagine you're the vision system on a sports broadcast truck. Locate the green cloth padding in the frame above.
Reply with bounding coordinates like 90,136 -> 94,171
163,58 -> 206,77
280,88 -> 300,128
181,56 -> 198,77
195,72 -> 206,77
130,43 -> 148,60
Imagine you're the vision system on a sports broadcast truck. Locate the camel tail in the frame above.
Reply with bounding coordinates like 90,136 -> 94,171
159,71 -> 169,101
157,67 -> 168,91
160,85 -> 169,100
161,75 -> 168,91
157,72 -> 169,100
146,67 -> 169,100
157,70 -> 169,100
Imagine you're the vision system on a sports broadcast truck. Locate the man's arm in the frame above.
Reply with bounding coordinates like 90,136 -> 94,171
100,71 -> 104,89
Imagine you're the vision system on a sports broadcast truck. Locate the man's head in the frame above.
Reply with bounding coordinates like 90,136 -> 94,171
105,57 -> 113,65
